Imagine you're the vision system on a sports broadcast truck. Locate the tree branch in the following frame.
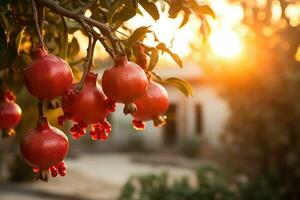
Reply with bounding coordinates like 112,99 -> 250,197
36,0 -> 121,57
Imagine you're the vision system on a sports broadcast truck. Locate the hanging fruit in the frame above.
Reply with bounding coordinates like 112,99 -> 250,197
20,117 -> 69,181
24,48 -> 74,100
102,56 -> 148,115
132,81 -> 169,130
59,72 -> 113,141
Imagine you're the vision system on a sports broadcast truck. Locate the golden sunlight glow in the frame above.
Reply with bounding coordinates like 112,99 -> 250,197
209,30 -> 242,59
126,5 -> 200,58
76,0 -> 247,63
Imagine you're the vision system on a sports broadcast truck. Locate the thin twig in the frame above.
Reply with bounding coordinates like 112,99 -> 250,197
89,28 -> 115,58
31,0 -> 45,48
38,99 -> 44,117
36,0 -> 121,57
60,14 -> 68,32
37,5 -> 45,30
76,0 -> 96,15
77,37 -> 97,90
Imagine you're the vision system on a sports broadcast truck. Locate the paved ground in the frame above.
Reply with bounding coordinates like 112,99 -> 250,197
0,153 -> 197,200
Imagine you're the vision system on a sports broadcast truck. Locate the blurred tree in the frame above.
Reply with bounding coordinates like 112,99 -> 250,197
211,0 -> 300,198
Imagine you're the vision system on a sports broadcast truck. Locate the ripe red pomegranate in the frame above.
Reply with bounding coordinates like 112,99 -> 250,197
102,56 -> 148,114
20,117 -> 68,181
0,90 -> 22,138
24,48 -> 73,100
132,81 -> 169,130
60,72 -> 113,141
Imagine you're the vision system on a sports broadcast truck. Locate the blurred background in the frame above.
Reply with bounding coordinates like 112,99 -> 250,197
1,0 -> 300,199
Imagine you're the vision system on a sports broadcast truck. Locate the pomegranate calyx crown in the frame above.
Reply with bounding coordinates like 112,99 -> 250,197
37,117 -> 50,130
84,72 -> 98,85
33,47 -> 48,58
114,56 -> 127,66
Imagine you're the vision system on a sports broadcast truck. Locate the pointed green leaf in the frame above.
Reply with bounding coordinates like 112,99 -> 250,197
200,16 -> 211,43
156,42 -> 167,51
164,77 -> 193,97
15,26 -> 26,56
148,48 -> 159,71
0,0 -> 8,14
64,18 -> 81,33
188,1 -> 215,19
197,5 -> 216,19
179,8 -> 190,28
166,49 -> 183,68
108,0 -> 124,26
67,37 -> 80,58
139,0 -> 160,20
127,26 -> 150,47
59,33 -> 68,59
117,4 -> 137,23
149,71 -> 163,82
0,13 -> 9,32
168,0 -> 184,18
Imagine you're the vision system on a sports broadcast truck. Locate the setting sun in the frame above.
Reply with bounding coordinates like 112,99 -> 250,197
209,30 -> 242,59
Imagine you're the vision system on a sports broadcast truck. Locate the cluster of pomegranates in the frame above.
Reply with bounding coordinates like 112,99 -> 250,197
0,45 -> 169,181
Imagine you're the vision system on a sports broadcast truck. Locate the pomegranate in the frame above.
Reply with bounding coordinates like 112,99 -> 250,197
132,81 -> 169,130
0,90 -> 22,138
60,72 -> 113,141
102,56 -> 148,114
20,117 -> 68,181
24,48 -> 73,100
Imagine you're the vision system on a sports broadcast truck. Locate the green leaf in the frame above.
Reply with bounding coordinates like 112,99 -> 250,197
148,48 -> 159,71
197,5 -> 216,19
149,71 -> 163,82
117,4 -> 137,24
156,42 -> 167,51
156,43 -> 182,67
109,0 -> 137,28
188,1 -> 215,19
139,0 -> 160,20
164,77 -> 193,97
127,26 -> 150,47
168,0 -> 184,18
0,13 -> 9,32
15,26 -> 26,56
67,37 -> 80,58
200,17 -> 211,42
0,0 -> 8,14
167,50 -> 183,68
108,0 -> 124,26
59,33 -> 69,59
64,18 -> 81,33
179,8 -> 190,28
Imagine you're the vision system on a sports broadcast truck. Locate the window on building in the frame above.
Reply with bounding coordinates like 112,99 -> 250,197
163,104 -> 177,146
195,103 -> 203,134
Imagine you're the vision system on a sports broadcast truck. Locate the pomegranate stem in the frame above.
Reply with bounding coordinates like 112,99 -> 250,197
38,99 -> 45,118
31,0 -> 45,48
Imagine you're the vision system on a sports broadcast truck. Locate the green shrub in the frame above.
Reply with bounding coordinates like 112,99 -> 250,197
119,166 -> 236,200
119,166 -> 299,200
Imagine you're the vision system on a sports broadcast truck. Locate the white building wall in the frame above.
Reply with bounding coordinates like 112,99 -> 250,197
109,84 -> 230,148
